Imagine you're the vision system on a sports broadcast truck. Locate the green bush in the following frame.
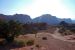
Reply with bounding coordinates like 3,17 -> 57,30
26,40 -> 34,46
15,40 -> 25,46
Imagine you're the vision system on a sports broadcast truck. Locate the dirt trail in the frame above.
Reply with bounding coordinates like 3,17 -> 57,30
35,32 -> 75,50
51,28 -> 75,42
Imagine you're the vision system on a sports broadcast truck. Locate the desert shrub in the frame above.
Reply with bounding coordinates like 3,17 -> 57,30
26,40 -> 34,46
35,44 -> 40,48
64,33 -> 67,35
58,29 -> 63,33
0,39 -> 6,46
58,28 -> 65,33
42,37 -> 47,40
70,29 -> 75,33
14,40 -> 25,47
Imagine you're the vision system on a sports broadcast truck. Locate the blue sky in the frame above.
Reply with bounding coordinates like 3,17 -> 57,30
0,0 -> 75,19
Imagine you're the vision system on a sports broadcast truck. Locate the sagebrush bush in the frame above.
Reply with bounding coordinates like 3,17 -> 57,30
14,40 -> 25,46
26,40 -> 34,46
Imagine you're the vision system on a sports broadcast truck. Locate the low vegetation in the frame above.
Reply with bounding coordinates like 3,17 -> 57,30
26,40 -> 34,46
0,19 -> 47,46
14,39 -> 34,47
14,40 -> 26,47
58,21 -> 75,36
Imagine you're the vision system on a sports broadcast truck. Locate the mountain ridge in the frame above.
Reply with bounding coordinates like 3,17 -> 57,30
0,14 -> 73,25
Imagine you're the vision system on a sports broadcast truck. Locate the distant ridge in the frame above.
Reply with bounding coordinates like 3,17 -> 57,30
32,14 -> 72,25
0,14 -> 32,23
0,14 -> 73,25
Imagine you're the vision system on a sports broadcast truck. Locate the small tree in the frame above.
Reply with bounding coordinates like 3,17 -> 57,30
0,20 -> 22,43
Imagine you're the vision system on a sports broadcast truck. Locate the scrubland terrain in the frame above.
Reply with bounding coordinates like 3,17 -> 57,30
0,26 -> 75,50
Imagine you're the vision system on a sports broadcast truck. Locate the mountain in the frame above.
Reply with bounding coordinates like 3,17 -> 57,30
12,14 -> 32,23
59,18 -> 72,24
0,14 -> 32,23
32,14 -> 73,25
70,19 -> 75,24
32,14 -> 60,25
0,14 -> 72,25
0,14 -> 12,21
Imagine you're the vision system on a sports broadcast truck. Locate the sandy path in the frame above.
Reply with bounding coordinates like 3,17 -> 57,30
35,32 -> 75,50
51,28 -> 75,42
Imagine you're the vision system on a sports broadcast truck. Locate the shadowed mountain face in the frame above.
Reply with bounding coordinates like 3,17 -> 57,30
59,18 -> 72,24
72,20 -> 75,23
0,14 -> 13,21
0,14 -> 72,25
32,14 -> 60,25
0,14 -> 32,23
32,14 -> 72,25
13,14 -> 32,23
